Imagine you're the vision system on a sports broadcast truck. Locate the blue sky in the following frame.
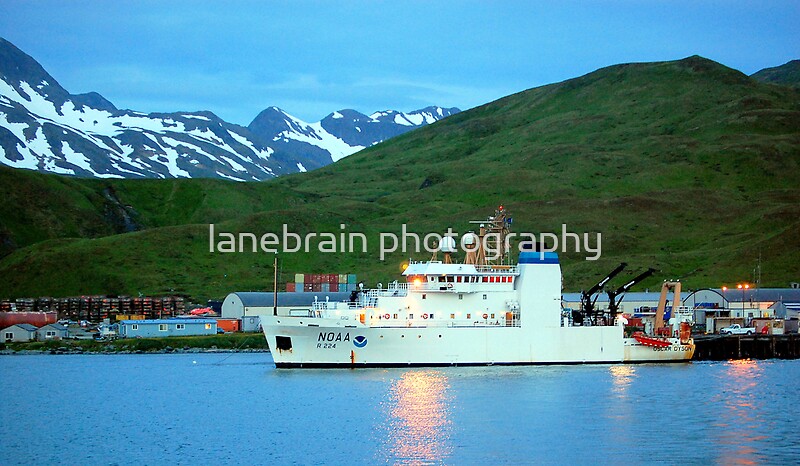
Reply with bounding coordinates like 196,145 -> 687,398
1,1 -> 798,125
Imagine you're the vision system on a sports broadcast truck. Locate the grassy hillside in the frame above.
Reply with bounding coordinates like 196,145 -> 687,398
1,56 -> 798,301
752,59 -> 800,87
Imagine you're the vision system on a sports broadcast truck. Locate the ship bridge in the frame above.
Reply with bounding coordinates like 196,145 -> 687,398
403,261 -> 519,293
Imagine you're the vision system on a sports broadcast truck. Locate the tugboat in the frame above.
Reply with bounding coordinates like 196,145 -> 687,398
260,207 -> 695,367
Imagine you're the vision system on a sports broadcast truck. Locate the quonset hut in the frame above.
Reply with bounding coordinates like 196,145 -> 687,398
221,292 -> 352,321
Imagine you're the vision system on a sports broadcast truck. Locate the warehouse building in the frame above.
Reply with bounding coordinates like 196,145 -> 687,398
221,292 -> 351,319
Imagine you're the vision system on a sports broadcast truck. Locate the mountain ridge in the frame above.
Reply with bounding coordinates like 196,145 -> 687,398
0,37 -> 458,180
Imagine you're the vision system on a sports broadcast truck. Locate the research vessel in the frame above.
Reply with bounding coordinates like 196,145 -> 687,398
260,207 -> 695,367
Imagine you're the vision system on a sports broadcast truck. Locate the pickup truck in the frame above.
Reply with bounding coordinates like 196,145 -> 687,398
719,324 -> 755,335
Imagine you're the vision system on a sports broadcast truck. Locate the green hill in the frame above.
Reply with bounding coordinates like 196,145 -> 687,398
752,59 -> 800,87
1,56 -> 798,301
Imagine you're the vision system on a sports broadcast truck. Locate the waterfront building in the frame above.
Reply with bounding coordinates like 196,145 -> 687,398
35,323 -> 69,341
117,319 -> 217,338
2,323 -> 38,342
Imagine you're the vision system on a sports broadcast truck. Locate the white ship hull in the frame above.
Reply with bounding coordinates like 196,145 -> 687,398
261,316 -> 694,368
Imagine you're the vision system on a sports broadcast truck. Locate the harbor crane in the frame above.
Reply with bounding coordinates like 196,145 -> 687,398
577,262 -> 627,325
605,268 -> 656,321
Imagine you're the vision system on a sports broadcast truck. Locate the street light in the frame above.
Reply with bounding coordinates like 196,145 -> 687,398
737,283 -> 750,322
722,286 -> 728,310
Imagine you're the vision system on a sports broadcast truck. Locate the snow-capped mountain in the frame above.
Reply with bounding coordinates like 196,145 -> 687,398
249,106 -> 460,164
0,38 -> 459,180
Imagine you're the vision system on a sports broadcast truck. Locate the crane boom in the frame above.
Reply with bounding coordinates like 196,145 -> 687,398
606,268 -> 656,317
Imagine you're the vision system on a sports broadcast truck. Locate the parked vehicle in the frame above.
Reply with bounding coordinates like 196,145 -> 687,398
719,324 -> 755,335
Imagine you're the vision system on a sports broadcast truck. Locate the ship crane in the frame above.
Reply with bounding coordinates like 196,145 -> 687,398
605,268 -> 656,322
577,262 -> 627,325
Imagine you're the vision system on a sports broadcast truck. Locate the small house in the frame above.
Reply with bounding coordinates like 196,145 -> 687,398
118,319 -> 218,338
2,323 -> 38,342
36,323 -> 69,341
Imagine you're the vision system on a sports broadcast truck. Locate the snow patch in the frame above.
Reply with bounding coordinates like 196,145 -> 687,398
216,171 -> 245,181
181,114 -> 211,121
296,162 -> 307,172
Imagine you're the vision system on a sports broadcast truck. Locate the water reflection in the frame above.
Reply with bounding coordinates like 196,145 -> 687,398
712,360 -> 767,465
381,370 -> 452,464
609,365 -> 636,396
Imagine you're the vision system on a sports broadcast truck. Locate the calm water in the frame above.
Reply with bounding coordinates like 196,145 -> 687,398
1,354 -> 798,465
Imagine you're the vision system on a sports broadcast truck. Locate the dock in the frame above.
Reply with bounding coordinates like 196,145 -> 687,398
692,334 -> 800,361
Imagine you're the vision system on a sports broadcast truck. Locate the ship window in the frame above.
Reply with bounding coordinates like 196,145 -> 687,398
483,294 -> 487,300
447,276 -> 454,283
422,294 -> 426,300
467,313 -> 471,319
450,313 -> 455,319
429,276 -> 435,282
457,276 -> 462,283
482,277 -> 488,283
438,276 -> 445,283
393,314 -> 398,319
430,314 -> 434,319
491,313 -> 495,319
409,314 -> 413,319
459,294 -> 463,300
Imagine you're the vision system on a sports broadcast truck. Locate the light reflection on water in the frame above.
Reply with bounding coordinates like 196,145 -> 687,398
711,360 -> 769,465
380,370 -> 452,464
1,355 -> 799,464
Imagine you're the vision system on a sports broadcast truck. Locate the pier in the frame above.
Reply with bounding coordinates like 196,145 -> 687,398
693,334 -> 800,361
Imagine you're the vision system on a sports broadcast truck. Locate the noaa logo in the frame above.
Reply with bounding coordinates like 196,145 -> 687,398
353,335 -> 368,348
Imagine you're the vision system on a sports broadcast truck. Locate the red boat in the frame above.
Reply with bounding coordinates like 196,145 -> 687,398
632,331 -> 672,348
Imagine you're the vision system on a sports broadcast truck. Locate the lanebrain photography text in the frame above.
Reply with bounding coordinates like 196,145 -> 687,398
208,224 -> 602,261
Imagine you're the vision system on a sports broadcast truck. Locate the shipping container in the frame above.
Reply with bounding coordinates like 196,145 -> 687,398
216,318 -> 240,332
348,274 -> 357,284
304,273 -> 313,283
321,283 -> 330,292
286,282 -> 296,292
311,283 -> 322,292
339,274 -> 347,284
304,283 -> 314,292
295,273 -> 305,283
330,274 -> 338,285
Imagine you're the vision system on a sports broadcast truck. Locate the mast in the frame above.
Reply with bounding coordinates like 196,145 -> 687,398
273,253 -> 278,316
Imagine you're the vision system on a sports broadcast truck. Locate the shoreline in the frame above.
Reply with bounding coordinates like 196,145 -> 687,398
0,332 -> 270,355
